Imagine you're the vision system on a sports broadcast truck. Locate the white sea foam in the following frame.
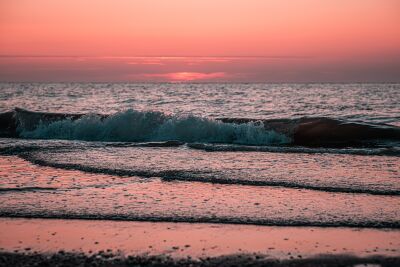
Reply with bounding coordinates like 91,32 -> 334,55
19,109 -> 290,145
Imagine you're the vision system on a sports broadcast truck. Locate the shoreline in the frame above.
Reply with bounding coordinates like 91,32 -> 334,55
1,217 -> 399,259
1,217 -> 399,266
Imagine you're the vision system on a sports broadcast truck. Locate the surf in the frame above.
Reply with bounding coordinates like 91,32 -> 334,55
1,108 -> 399,147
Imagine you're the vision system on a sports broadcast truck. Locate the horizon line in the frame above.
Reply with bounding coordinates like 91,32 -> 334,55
0,55 -> 314,59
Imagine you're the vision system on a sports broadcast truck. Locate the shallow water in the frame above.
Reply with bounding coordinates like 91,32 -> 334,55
0,83 -> 399,229
18,145 -> 400,195
1,156 -> 399,228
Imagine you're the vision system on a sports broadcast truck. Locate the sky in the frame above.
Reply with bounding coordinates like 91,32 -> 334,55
0,0 -> 400,82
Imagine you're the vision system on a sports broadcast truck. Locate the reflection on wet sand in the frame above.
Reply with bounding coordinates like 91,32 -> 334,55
1,218 -> 399,259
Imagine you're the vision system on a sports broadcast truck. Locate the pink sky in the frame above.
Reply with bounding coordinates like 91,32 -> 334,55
1,0 -> 400,82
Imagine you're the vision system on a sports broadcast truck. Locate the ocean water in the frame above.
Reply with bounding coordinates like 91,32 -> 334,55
1,83 -> 400,125
0,83 -> 399,228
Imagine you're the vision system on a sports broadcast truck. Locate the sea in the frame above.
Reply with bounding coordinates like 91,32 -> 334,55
0,83 -> 399,228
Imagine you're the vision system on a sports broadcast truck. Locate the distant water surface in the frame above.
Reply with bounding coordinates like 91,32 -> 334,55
1,83 -> 399,125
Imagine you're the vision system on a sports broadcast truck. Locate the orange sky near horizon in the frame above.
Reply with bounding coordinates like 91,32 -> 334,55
1,0 -> 400,82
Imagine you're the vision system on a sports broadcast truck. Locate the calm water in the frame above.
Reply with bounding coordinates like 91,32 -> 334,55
0,83 -> 399,228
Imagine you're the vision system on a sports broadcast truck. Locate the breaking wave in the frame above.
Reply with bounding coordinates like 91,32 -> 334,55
16,109 -> 289,145
1,108 -> 399,147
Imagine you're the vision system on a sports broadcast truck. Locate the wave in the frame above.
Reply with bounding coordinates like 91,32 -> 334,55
1,211 -> 399,228
19,154 -> 400,196
0,187 -> 58,192
187,143 -> 400,156
1,108 -> 399,147
13,108 -> 288,145
2,140 -> 399,158
219,117 -> 400,147
0,140 -> 186,156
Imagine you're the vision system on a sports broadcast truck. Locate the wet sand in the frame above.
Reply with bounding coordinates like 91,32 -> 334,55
0,217 -> 399,266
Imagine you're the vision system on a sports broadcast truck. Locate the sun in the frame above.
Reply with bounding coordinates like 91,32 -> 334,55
167,72 -> 226,81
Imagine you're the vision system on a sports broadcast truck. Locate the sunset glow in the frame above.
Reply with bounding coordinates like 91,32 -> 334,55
1,0 -> 400,81
140,72 -> 227,82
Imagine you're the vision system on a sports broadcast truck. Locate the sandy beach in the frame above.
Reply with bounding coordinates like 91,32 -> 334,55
1,217 -> 399,266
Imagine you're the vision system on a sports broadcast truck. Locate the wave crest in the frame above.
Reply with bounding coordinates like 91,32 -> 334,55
19,109 -> 290,145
